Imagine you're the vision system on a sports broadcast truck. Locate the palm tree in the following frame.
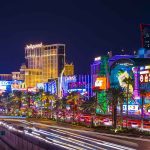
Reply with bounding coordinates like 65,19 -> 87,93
117,92 -> 126,129
122,76 -> 133,128
80,96 -> 97,114
140,89 -> 147,131
25,91 -> 33,108
54,97 -> 67,121
41,92 -> 56,118
36,89 -> 44,117
80,96 -> 97,127
24,91 -> 36,117
13,90 -> 23,115
67,92 -> 80,123
107,87 -> 124,129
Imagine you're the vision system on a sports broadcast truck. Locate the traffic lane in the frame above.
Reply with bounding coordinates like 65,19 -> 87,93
32,129 -> 106,150
54,128 -> 149,150
45,127 -> 137,150
28,124 -> 136,150
1,120 -> 136,150
2,121 -> 103,150
30,122 -> 148,150
27,121 -> 145,150
28,127 -> 135,150
2,120 -> 150,150
0,121 -> 67,150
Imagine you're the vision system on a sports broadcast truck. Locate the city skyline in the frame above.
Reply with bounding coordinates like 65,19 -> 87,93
0,0 -> 150,74
0,1 -> 150,149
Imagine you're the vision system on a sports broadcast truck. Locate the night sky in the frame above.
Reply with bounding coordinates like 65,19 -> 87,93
0,0 -> 149,74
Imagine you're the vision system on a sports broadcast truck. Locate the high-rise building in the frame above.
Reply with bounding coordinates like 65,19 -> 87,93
138,24 -> 150,58
25,43 -> 66,84
140,24 -> 150,49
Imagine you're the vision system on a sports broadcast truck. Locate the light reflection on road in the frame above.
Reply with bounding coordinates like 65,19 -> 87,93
0,120 -> 141,150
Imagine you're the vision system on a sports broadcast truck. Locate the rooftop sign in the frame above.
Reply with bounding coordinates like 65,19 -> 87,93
26,43 -> 42,49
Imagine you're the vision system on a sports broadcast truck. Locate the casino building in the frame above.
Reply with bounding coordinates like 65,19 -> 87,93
91,49 -> 150,117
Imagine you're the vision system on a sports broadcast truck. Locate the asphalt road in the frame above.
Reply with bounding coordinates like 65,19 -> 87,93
1,119 -> 150,150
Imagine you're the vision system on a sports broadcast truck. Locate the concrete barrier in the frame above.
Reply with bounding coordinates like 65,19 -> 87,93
0,126 -> 47,150
0,139 -> 13,150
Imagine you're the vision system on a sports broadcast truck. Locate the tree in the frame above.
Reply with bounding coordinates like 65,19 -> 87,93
35,89 -> 44,117
54,97 -> 68,121
107,87 -> 124,129
80,96 -> 97,114
122,76 -> 134,128
13,90 -> 23,114
140,89 -> 147,131
25,92 -> 33,108
80,96 -> 99,127
41,92 -> 56,118
117,92 -> 126,129
67,92 -> 80,122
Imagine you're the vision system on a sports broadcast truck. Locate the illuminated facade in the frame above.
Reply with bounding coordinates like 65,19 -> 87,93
57,75 -> 91,99
64,63 -> 74,76
12,64 -> 26,81
109,54 -> 150,117
0,80 -> 24,94
140,24 -> 150,49
91,56 -> 101,96
139,66 -> 150,116
0,74 -> 12,80
139,24 -> 150,58
12,72 -> 21,80
25,43 -> 66,83
25,69 -> 42,88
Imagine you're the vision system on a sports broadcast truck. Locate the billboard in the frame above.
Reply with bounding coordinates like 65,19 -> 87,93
47,80 -> 57,95
139,66 -> 150,91
36,83 -> 45,90
0,80 -> 24,92
140,69 -> 150,83
94,77 -> 107,90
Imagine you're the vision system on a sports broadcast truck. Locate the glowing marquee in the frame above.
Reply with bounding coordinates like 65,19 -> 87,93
94,77 -> 107,90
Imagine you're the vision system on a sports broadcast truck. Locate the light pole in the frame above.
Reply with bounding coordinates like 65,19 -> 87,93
58,67 -> 65,98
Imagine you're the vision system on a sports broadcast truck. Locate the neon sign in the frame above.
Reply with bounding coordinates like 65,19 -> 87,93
64,76 -> 76,82
68,82 -> 86,89
94,77 -> 107,90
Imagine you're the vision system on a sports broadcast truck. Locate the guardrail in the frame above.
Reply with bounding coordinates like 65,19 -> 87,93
0,116 -> 26,119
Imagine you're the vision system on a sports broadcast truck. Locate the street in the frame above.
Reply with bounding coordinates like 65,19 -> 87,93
0,119 -> 150,150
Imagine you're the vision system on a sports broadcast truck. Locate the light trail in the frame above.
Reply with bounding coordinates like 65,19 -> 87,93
49,128 -> 136,150
23,121 -> 137,149
35,129 -> 106,150
1,120 -> 144,150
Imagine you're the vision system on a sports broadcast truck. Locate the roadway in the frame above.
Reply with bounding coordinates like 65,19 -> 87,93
0,119 -> 150,150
